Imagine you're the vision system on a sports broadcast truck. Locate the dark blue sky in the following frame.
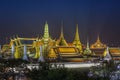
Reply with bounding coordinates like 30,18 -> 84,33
0,0 -> 120,45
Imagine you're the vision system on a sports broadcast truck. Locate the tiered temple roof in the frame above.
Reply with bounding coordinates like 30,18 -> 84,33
0,21 -> 111,62
56,27 -> 68,46
90,36 -> 106,49
109,48 -> 120,57
53,46 -> 83,62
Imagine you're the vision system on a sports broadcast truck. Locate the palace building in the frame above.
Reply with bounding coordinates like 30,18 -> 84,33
1,21 -> 119,62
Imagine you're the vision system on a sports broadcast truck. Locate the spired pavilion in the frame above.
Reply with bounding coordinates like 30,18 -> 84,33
1,21 -> 119,62
90,36 -> 107,58
90,35 -> 106,49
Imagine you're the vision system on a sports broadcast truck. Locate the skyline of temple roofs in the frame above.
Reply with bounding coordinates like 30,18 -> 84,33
1,21 -> 120,47
0,22 -> 110,47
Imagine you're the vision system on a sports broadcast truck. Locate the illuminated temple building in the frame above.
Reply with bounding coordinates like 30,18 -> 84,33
90,36 -> 106,49
1,21 -> 120,62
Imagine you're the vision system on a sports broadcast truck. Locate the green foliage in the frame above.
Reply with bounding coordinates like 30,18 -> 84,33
89,60 -> 117,80
5,59 -> 27,67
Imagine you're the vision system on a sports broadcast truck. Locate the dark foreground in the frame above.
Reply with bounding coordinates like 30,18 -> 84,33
0,59 -> 119,80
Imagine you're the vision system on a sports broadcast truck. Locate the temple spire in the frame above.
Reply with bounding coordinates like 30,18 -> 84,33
97,35 -> 100,42
74,24 -> 80,41
43,21 -> 49,38
57,22 -> 68,46
90,35 -> 107,49
86,39 -> 90,50
60,21 -> 64,39
84,39 -> 91,55
73,24 -> 82,52
60,26 -> 64,39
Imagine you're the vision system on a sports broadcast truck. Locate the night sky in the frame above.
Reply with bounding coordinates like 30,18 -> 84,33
0,0 -> 120,46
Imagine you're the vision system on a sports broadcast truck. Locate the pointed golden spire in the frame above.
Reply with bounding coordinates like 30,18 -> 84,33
60,24 -> 64,39
73,24 -> 82,52
57,22 -> 68,46
43,21 -> 49,38
97,35 -> 100,42
60,21 -> 64,37
74,24 -> 80,41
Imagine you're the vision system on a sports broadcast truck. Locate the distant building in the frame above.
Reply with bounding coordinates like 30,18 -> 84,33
73,24 -> 83,53
1,21 -> 117,63
83,40 -> 92,55
90,36 -> 106,49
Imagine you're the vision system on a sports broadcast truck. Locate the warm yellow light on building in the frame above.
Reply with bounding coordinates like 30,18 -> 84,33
58,47 -> 77,53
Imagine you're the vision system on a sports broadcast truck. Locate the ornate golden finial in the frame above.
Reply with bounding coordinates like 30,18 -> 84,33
43,21 -> 49,38
73,24 -> 82,52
